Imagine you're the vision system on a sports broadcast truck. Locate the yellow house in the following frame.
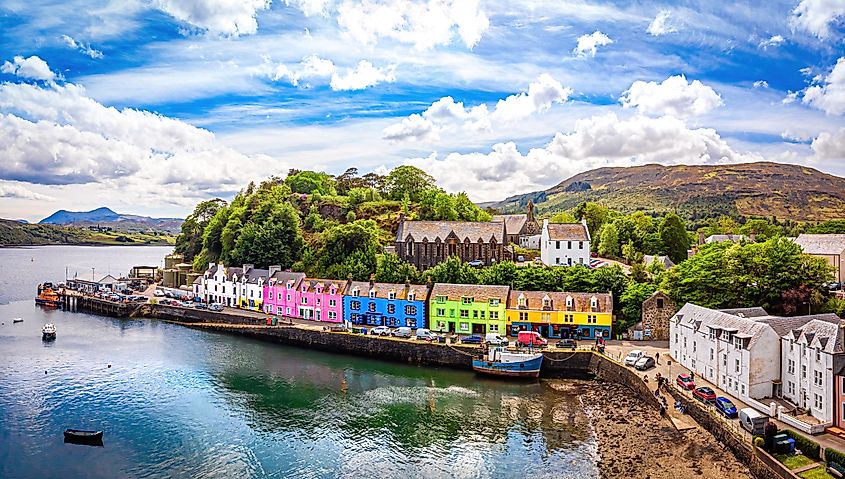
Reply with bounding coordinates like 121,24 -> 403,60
506,290 -> 612,340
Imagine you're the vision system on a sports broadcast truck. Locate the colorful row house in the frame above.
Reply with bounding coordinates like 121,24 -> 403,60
506,291 -> 612,339
263,273 -> 345,323
428,284 -> 509,335
197,263 -> 267,311
262,270 -> 307,317
343,279 -> 429,329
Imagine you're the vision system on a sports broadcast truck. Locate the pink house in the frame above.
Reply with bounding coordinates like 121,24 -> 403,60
298,278 -> 346,323
263,269 -> 306,317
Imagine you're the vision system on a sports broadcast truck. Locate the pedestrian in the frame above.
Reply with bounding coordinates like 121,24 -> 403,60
655,352 -> 660,364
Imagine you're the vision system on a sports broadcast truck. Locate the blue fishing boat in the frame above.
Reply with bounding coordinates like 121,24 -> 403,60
472,347 -> 544,378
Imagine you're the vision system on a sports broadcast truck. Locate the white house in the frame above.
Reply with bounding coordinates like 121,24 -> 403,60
197,263 -> 271,310
781,316 -> 844,425
539,219 -> 591,267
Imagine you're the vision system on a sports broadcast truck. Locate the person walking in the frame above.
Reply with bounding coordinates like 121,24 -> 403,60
655,352 -> 660,364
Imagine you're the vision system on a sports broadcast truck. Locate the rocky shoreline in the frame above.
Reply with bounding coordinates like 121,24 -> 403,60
551,380 -> 753,479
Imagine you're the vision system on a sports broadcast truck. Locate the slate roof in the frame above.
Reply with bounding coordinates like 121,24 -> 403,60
675,303 -> 772,349
643,255 -> 675,269
492,214 -> 528,235
302,278 -> 346,293
718,307 -> 769,318
546,223 -> 589,241
430,283 -> 510,302
268,271 -> 306,288
507,290 -> 612,313
782,317 -> 845,354
757,313 -> 842,338
396,220 -> 506,243
346,281 -> 430,300
794,234 -> 845,255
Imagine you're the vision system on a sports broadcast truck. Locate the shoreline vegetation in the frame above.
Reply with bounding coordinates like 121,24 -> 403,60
0,219 -> 175,247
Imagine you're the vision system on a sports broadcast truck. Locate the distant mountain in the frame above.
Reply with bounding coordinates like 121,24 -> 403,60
39,207 -> 183,233
488,162 -> 845,221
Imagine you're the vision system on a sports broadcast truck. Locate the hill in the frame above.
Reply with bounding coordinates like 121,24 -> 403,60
489,162 -> 845,221
0,218 -> 175,246
39,207 -> 183,233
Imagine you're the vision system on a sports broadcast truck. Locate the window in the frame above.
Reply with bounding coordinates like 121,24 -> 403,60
459,322 -> 469,331
815,393 -> 823,409
369,290 -> 376,299
436,295 -> 446,303
566,296 -> 573,310
462,297 -> 473,304
710,348 -> 714,360
301,297 -> 308,304
518,295 -> 526,307
436,308 -> 446,317
387,304 -> 395,314
541,313 -> 551,322
556,240 -> 560,249
587,315 -> 597,324
722,354 -> 727,368
741,384 -> 746,396
350,301 -> 361,310
693,341 -> 696,352
460,310 -> 469,318
518,312 -> 528,322
656,298 -> 664,309
590,296 -> 598,310
286,307 -> 291,315
328,311 -> 337,320
352,289 -> 360,297
788,381 -> 795,395
388,291 -> 396,300
489,299 -> 500,306
408,293 -> 415,301
329,299 -> 336,307
368,302 -> 376,312
802,364 -> 807,379
316,298 -> 321,306
735,358 -> 740,373
734,337 -> 742,349
788,359 -> 795,375
789,340 -> 794,352
490,311 -> 499,319
480,311 -> 486,318
817,349 -> 821,362
675,333 -> 678,343
405,318 -> 414,327
473,310 -> 479,318
815,370 -> 823,387
692,358 -> 696,368
567,241 -> 572,249
709,329 -> 716,340
579,241 -> 584,249
489,324 -> 499,332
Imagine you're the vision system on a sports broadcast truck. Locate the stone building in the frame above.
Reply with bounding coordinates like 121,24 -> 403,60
630,290 -> 676,340
394,215 -> 507,270
491,201 -> 541,247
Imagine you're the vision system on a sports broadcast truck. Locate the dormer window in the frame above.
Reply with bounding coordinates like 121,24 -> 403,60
330,287 -> 336,295
369,289 -> 376,298
388,291 -> 396,300
352,288 -> 360,297
408,293 -> 415,301
566,296 -> 574,311
542,295 -> 551,308
316,287 -> 322,294
518,294 -> 526,308
590,296 -> 598,311
461,297 -> 473,305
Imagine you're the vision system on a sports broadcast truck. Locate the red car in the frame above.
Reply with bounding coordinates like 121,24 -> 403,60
693,386 -> 716,403
676,374 -> 696,390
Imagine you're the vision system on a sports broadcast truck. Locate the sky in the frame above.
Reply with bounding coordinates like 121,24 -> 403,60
0,0 -> 844,222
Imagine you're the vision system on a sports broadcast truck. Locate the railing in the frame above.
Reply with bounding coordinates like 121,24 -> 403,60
778,411 -> 830,435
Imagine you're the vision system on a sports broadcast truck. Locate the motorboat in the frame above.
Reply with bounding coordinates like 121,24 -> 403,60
36,288 -> 62,308
472,346 -> 544,378
12,318 -> 23,323
63,429 -> 103,446
42,323 -> 56,341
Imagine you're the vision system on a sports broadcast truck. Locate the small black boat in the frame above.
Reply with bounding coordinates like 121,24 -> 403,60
63,429 -> 104,445
12,318 -> 23,323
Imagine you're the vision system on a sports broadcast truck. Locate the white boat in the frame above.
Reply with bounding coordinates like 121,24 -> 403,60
42,323 -> 56,340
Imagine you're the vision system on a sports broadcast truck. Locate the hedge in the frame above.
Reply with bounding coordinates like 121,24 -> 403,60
826,447 -> 845,466
782,429 -> 821,460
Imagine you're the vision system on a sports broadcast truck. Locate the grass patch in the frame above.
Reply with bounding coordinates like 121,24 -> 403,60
798,465 -> 835,479
776,453 -> 816,470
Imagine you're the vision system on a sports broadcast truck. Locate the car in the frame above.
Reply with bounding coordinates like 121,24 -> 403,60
485,333 -> 509,346
415,329 -> 438,341
517,331 -> 547,347
153,289 -> 165,297
676,374 -> 696,390
634,356 -> 656,370
517,255 -> 525,262
370,326 -> 391,336
194,303 -> 208,310
714,397 -> 738,418
624,350 -> 644,366
467,259 -> 483,267
556,338 -> 577,350
208,303 -> 223,311
693,387 -> 717,403
181,301 -> 194,308
460,334 -> 483,344
391,327 -> 412,338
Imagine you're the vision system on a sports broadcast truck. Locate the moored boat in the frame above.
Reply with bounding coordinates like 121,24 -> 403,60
472,347 -> 544,378
35,288 -> 62,308
42,323 -> 56,341
12,318 -> 23,323
63,429 -> 103,445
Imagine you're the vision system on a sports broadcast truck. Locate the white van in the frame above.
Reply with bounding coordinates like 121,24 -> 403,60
391,327 -> 412,338
738,408 -> 768,435
485,333 -> 509,346
415,329 -> 437,341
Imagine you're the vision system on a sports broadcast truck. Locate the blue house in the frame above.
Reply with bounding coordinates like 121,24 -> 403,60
343,279 -> 430,329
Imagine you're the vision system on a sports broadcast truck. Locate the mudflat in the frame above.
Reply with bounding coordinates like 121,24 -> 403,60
551,380 -> 753,479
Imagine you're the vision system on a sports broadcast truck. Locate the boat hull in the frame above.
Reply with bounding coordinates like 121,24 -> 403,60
35,299 -> 61,308
42,333 -> 56,341
63,429 -> 103,446
472,355 -> 543,378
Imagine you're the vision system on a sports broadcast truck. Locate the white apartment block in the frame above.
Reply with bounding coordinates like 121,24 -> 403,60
539,219 -> 591,267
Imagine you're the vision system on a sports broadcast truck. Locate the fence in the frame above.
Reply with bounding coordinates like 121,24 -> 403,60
778,411 -> 830,435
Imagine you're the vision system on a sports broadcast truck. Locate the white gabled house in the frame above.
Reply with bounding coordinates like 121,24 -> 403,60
197,263 -> 270,311
539,219 -> 591,267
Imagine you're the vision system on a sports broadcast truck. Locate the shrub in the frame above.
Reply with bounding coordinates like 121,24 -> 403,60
826,447 -> 845,466
754,437 -> 764,448
783,429 -> 821,460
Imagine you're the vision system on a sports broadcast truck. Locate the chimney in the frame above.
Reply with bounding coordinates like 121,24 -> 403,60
269,265 -> 281,277
698,232 -> 705,245
543,218 -> 549,229
369,273 -> 375,289
346,273 -> 353,289
405,277 -> 411,291
243,264 -> 254,274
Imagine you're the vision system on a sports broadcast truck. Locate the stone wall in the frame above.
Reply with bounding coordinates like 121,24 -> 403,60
639,291 -> 676,340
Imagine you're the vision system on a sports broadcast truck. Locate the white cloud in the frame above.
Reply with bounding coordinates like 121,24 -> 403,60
1,56 -> 56,82
647,10 -> 677,36
286,0 -> 331,16
60,35 -> 104,59
573,31 -> 613,57
620,75 -> 723,117
153,0 -> 271,37
758,34 -> 785,49
801,57 -> 845,114
383,74 -> 570,142
753,80 -> 769,88
812,127 -> 845,159
329,60 -> 396,90
0,180 -> 55,201
406,113 -> 758,202
268,54 -> 336,86
790,0 -> 845,39
336,0 -> 490,50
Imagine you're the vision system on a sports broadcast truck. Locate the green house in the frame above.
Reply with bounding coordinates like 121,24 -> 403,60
428,283 -> 509,335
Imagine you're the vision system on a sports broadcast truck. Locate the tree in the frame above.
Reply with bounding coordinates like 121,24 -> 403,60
478,261 -> 520,286
335,167 -> 361,195
375,254 -> 421,283
312,219 -> 383,280
550,212 -> 577,223
423,256 -> 480,284
574,202 -> 610,242
619,282 -> 657,332
285,171 -> 337,195
384,165 -> 436,202
598,222 -> 621,258
739,219 -> 783,241
659,213 -> 690,264
175,198 -> 226,261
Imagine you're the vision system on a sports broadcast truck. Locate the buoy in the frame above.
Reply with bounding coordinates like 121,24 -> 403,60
107,364 -> 111,368
44,370 -> 47,374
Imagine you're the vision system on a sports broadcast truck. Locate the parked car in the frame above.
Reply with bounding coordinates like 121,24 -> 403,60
714,397 -> 738,418
624,350 -> 644,366
634,356 -> 655,370
370,326 -> 391,336
209,303 -> 223,311
676,374 -> 696,390
556,338 -> 577,350
517,255 -> 525,262
415,329 -> 438,341
391,327 -> 412,338
517,331 -> 547,348
485,333 -> 509,346
739,408 -> 768,435
467,259 -> 483,267
180,301 -> 194,308
460,334 -> 483,344
194,303 -> 208,310
693,386 -> 716,403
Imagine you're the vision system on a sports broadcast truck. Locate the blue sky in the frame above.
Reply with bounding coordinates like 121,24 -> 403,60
0,0 -> 844,221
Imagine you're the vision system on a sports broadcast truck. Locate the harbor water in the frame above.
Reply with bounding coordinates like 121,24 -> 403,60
0,246 -> 599,479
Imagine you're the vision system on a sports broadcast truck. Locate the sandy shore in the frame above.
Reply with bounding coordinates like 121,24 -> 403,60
550,380 -> 753,479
